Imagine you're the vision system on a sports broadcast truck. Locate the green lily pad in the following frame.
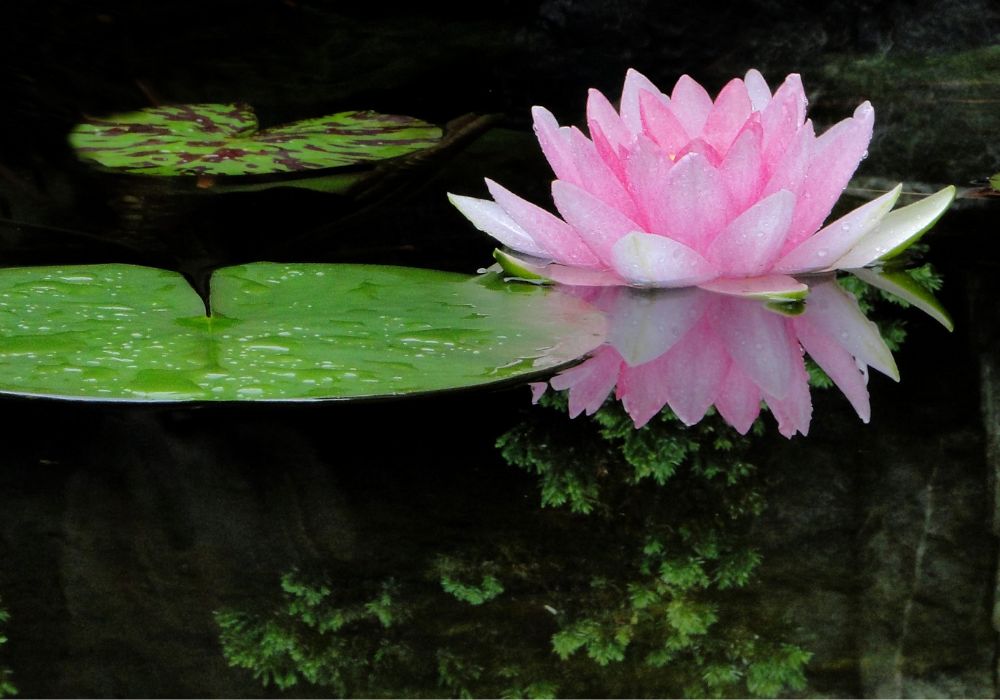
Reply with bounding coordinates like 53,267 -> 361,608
990,172 -> 1000,192
69,103 -> 443,177
0,263 -> 606,401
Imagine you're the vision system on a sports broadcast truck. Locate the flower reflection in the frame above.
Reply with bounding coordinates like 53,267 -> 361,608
534,277 -> 900,437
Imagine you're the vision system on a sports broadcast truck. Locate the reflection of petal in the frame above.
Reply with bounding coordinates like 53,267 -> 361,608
551,346 -> 622,417
802,278 -> 898,380
713,298 -> 796,398
617,354 -> 672,429
539,271 -> 912,438
661,319 -> 729,425
715,363 -> 762,435
793,315 -> 871,422
761,333 -> 812,437
606,287 -> 707,365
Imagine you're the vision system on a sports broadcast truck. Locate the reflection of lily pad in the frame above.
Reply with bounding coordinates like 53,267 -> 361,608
0,263 -> 605,401
69,103 -> 442,177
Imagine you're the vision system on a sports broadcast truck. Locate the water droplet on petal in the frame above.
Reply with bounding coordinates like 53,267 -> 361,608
817,249 -> 829,258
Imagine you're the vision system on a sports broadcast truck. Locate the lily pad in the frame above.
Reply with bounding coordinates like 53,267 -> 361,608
69,103 -> 443,177
0,263 -> 606,401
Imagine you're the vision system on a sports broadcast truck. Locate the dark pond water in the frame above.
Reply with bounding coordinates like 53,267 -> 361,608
1,2 -> 999,697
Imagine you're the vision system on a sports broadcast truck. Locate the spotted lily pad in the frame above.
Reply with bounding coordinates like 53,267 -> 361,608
0,263 -> 606,401
69,103 -> 443,177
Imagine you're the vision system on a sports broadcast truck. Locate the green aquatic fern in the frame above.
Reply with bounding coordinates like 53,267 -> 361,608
0,599 -> 15,698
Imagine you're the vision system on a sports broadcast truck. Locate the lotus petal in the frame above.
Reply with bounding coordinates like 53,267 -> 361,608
448,193 -> 549,258
833,186 -> 956,269
621,68 -> 668,135
611,232 -> 718,287
486,179 -> 601,266
785,102 -> 874,248
706,189 -> 795,276
703,78 -> 752,155
774,184 -> 902,273
670,74 -> 714,139
714,363 -> 762,435
698,274 -> 808,301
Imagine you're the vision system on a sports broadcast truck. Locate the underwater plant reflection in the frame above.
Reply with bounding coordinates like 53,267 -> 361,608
533,269 -> 945,437
0,597 -> 14,698
216,403 -> 812,698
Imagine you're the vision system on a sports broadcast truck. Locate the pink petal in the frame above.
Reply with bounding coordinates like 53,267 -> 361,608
551,180 -> 644,266
698,274 -> 808,301
762,120 -> 814,197
801,278 -> 898,380
649,152 -> 731,250
639,89 -> 689,157
773,184 -> 901,274
606,286 -> 709,365
720,121 -> 764,214
792,316 -> 871,422
785,102 -> 875,249
447,193 -> 549,257
714,363 -> 762,434
834,185 -> 955,270
622,134 -> 672,231
486,179 -> 601,267
532,106 -> 580,182
712,297 -> 796,398
703,78 -> 753,155
617,355 -> 671,428
761,332 -> 812,437
610,232 -> 719,287
543,265 -> 627,286
660,319 -> 729,425
551,346 -> 622,417
621,68 -> 668,135
588,116 -> 627,182
705,189 -> 795,276
529,382 -> 548,403
759,73 -> 808,167
565,126 -> 639,219
587,88 -> 632,153
674,138 -> 723,167
670,74 -> 714,139
744,69 -> 771,112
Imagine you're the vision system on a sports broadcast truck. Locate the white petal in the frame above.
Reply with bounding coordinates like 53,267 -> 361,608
610,232 -> 719,287
774,184 -> 902,273
448,193 -> 548,257
833,186 -> 956,269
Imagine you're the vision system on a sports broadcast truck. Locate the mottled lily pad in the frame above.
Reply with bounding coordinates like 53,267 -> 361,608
69,103 -> 443,177
0,263 -> 606,401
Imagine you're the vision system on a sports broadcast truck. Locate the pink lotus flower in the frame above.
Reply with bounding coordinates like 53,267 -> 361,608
450,69 -> 954,297
532,278 -> 899,437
